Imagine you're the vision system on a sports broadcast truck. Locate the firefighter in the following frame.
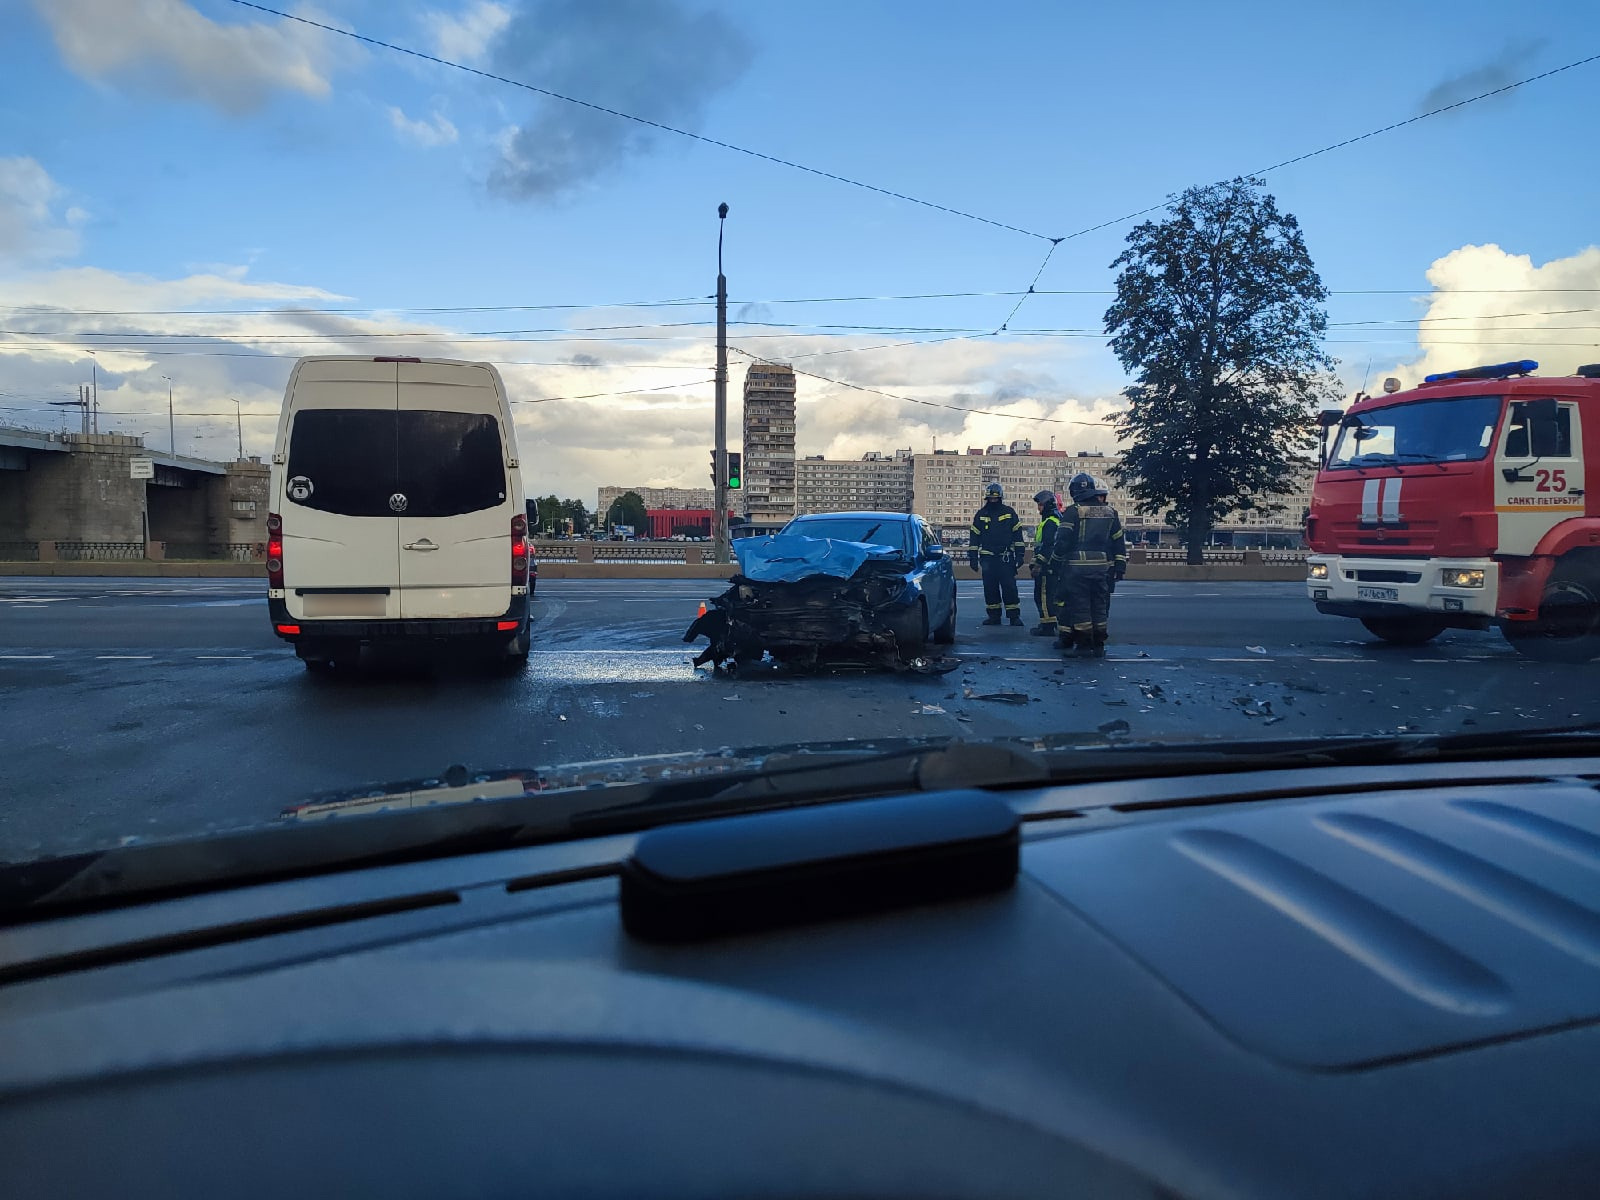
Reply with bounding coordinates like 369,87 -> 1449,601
1052,473 -> 1127,658
1029,489 -> 1062,637
967,482 -> 1025,626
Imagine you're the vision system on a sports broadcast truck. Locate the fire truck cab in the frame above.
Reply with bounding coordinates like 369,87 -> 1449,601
1305,360 -> 1600,661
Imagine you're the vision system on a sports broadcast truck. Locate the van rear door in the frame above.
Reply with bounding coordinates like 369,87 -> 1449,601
280,360 -> 401,622
395,361 -> 513,620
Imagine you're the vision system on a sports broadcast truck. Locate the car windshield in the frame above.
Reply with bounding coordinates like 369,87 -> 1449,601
781,518 -> 909,555
4,5 -> 1598,896
1327,395 -> 1503,467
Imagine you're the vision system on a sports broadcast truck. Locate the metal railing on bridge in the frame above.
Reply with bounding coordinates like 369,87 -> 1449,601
55,541 -> 146,561
162,542 -> 264,563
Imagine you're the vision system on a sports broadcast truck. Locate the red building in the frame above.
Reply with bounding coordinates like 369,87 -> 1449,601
643,508 -> 735,539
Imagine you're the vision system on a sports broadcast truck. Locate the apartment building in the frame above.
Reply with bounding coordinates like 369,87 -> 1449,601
741,363 -> 797,525
795,450 -> 914,515
596,484 -> 715,513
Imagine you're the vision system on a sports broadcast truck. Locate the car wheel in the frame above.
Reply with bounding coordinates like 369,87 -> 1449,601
897,599 -> 930,659
1503,561 -> 1600,662
1359,616 -> 1448,646
932,590 -> 957,644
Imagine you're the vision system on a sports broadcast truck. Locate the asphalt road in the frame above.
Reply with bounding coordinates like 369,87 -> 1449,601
4,575 -> 1598,859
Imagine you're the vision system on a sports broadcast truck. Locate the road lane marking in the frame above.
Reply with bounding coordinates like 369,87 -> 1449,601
1208,657 -> 1273,662
0,654 -> 55,659
194,655 -> 253,660
96,655 -> 154,660
1310,657 -> 1361,663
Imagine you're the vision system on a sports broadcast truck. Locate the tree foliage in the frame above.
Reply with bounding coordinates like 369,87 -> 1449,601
1104,177 -> 1337,563
606,490 -> 649,533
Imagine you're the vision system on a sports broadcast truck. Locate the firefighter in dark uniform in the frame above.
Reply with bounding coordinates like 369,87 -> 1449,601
967,482 -> 1025,626
1052,472 -> 1127,658
1029,489 -> 1062,637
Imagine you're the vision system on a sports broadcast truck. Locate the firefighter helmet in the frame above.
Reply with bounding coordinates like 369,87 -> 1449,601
984,482 -> 1004,501
1032,489 -> 1056,508
1067,472 -> 1098,503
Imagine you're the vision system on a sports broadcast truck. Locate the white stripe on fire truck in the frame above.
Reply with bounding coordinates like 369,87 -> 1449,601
1381,476 -> 1402,522
1361,478 -> 1381,522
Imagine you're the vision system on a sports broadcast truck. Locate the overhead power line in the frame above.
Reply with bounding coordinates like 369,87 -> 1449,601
226,0 -> 1051,241
729,345 -> 1107,427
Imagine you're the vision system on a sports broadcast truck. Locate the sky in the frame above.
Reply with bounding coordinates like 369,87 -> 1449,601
2,0 -> 1598,506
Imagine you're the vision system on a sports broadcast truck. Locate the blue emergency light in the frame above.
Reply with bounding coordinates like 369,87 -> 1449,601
1423,359 -> 1538,384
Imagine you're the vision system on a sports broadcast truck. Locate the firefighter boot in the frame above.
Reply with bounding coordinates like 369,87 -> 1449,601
1008,613 -> 1025,627
1031,621 -> 1057,637
981,613 -> 1002,626
1092,629 -> 1108,658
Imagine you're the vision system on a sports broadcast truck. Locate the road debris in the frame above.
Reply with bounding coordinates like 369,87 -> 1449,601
1098,718 -> 1131,737
915,704 -> 947,716
1246,645 -> 1268,655
972,691 -> 1031,705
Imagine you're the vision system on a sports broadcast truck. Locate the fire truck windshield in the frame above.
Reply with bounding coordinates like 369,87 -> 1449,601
1328,394 -> 1502,469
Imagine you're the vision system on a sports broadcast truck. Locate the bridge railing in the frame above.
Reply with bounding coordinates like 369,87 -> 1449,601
55,541 -> 146,561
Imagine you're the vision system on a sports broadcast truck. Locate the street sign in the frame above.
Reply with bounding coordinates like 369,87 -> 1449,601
130,458 -> 154,480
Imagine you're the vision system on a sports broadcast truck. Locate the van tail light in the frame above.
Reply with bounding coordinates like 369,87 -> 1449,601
266,512 -> 284,588
511,513 -> 529,583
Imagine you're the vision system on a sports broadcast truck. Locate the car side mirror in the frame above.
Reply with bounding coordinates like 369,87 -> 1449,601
924,544 -> 944,559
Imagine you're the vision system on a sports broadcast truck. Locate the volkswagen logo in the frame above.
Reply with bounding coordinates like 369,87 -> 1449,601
389,493 -> 408,513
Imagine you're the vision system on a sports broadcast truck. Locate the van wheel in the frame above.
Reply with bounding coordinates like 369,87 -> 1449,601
499,623 -> 531,671
1360,616 -> 1447,645
1503,562 -> 1600,662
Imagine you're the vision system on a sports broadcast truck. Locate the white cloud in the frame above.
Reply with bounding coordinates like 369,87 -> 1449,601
387,105 -> 460,148
31,0 -> 339,114
422,1 -> 510,65
0,157 -> 82,266
1374,244 -> 1600,388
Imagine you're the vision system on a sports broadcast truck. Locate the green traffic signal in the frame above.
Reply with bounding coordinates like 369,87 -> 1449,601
727,451 -> 742,489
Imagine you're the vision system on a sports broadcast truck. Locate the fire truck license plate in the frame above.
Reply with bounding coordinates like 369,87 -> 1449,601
1358,586 -> 1400,603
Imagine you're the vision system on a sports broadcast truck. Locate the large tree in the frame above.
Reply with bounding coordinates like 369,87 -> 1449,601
605,490 -> 648,534
1104,177 -> 1336,563
559,498 -> 591,534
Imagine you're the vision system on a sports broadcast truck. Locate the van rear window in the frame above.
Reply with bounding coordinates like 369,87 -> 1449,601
286,410 -> 398,517
398,411 -> 507,517
285,409 -> 506,517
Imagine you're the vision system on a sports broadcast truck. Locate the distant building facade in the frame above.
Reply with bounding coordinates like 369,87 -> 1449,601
795,449 -> 914,515
741,362 -> 797,526
596,484 -> 715,513
910,445 -> 1311,547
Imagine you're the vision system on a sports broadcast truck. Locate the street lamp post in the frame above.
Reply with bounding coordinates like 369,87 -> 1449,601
161,375 -> 174,454
713,202 -> 730,565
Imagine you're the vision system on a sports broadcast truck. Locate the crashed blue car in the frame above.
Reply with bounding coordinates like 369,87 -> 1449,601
684,512 -> 958,669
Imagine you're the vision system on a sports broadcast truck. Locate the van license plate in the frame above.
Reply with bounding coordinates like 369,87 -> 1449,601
1358,586 -> 1400,603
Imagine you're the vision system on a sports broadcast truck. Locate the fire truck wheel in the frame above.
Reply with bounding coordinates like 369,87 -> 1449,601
1503,563 -> 1600,663
1359,616 -> 1448,646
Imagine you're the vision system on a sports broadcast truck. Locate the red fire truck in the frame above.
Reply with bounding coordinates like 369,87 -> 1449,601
1305,359 -> 1600,661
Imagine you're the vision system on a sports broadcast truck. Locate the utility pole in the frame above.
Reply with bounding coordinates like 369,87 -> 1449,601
712,202 -> 731,565
90,355 -> 98,434
163,375 -> 175,454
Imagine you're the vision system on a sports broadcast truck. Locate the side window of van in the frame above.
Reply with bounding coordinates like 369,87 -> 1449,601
399,412 -> 506,517
286,410 -> 398,517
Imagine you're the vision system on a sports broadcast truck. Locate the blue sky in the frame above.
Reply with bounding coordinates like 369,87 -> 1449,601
2,0 -> 1598,498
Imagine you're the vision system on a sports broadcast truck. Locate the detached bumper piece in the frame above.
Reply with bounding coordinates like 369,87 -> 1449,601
621,790 -> 1019,943
684,568 -> 921,670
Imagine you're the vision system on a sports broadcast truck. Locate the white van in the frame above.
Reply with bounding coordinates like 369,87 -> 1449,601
266,356 -> 530,671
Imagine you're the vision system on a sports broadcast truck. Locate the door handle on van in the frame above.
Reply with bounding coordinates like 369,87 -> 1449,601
404,539 -> 440,552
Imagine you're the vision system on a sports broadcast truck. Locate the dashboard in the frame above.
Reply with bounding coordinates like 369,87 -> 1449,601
2,755 -> 1598,1199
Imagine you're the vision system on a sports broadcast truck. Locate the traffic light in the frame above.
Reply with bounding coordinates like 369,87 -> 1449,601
726,452 -> 742,490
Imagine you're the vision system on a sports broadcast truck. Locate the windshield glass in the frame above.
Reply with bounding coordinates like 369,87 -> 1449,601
780,517 -> 910,555
1327,395 -> 1503,467
4,4 -> 1599,896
